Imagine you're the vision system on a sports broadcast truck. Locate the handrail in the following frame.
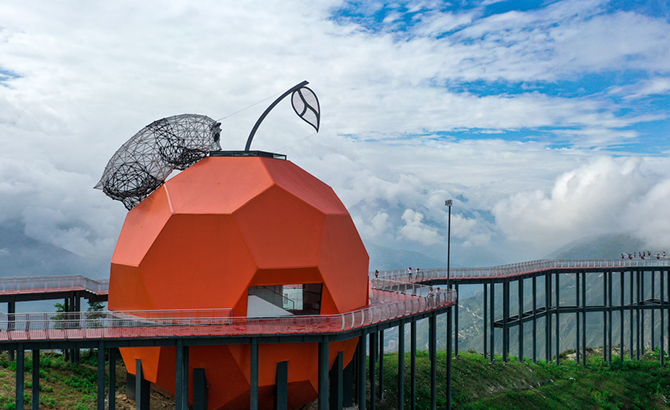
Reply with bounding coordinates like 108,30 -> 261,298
0,288 -> 456,341
372,258 -> 670,281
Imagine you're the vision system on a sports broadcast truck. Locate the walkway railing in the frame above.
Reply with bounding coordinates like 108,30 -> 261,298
374,258 -> 670,282
0,286 -> 455,341
0,275 -> 109,295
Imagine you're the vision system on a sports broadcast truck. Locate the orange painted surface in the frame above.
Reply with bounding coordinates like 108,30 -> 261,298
108,156 -> 369,410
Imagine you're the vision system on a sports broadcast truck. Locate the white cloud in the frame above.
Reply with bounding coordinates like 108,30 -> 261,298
492,156 -> 670,257
399,209 -> 441,245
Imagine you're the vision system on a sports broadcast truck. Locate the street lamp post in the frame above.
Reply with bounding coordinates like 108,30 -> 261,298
445,199 -> 453,410
445,200 -> 452,284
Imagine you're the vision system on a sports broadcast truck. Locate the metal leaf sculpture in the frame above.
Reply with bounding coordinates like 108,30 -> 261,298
245,80 -> 320,151
95,114 -> 221,210
291,86 -> 320,132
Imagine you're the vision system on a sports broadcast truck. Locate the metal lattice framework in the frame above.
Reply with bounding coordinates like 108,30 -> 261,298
97,81 -> 320,209
95,114 -> 221,210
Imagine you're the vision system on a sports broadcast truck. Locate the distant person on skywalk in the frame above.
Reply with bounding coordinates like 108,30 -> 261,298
408,267 -> 413,281
435,287 -> 442,305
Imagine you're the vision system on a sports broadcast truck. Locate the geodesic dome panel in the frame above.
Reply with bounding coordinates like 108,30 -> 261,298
95,114 -> 221,210
108,155 -> 369,410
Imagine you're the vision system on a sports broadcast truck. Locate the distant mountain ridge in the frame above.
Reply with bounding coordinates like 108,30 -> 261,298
0,220 -> 108,279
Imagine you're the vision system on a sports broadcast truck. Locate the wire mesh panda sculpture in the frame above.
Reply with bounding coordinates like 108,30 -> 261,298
95,114 -> 221,210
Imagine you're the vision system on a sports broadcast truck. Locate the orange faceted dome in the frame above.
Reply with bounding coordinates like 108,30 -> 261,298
108,154 -> 369,409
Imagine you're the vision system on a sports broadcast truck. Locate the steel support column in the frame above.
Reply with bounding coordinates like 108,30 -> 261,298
518,278 -> 524,361
369,332 -> 377,410
32,349 -> 39,410
343,352 -> 354,409
410,321 -> 416,410
176,340 -> 189,410
619,271 -> 626,362
109,348 -> 116,410
503,279 -> 509,362
135,359 -> 150,410
250,339 -> 259,410
379,330 -> 384,398
319,339 -> 330,410
652,271 -> 656,352
194,368 -> 208,410
603,271 -> 609,362
630,271 -> 635,361
533,274 -> 537,362
662,270 -> 665,366
641,271 -> 645,358
608,271 -> 613,364
576,271 -> 581,364
545,273 -> 551,362
429,313 -> 437,410
483,283 -> 488,358
358,333 -> 367,410
330,352 -> 343,410
98,342 -> 105,410
490,281 -> 495,362
455,283 -> 459,357
555,272 -> 560,365
398,321 -> 405,410
582,270 -> 587,366
16,344 -> 23,410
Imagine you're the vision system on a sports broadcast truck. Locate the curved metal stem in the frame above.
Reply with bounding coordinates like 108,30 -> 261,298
244,80 -> 309,151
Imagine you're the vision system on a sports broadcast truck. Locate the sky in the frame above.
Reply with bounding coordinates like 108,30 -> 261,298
1,0 -> 670,275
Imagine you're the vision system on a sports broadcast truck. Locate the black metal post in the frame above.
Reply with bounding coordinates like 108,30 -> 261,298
319,340 -> 330,410
545,273 -> 550,362
576,271 -> 581,364
608,271 -> 613,364
662,270 -> 665,366
533,274 -> 537,363
429,313 -> 437,410
136,359 -> 150,410
369,332 -> 377,410
621,271 -> 625,360
503,279 -> 509,362
555,273 -> 560,365
455,283 -> 459,357
194,368 -> 209,410
98,342 -> 105,410
490,280 -> 495,362
250,339 -> 259,410
358,333 -> 367,410
343,352 -> 354,409
582,270 -> 587,366
641,271 -> 645,358
483,283 -> 488,358
109,348 -> 116,410
398,321 -> 405,410
631,270 -> 635,361
379,330 -> 384,398
329,352 -> 343,410
603,271 -> 609,362
411,322 -> 416,410
176,340 -> 189,410
32,349 -> 39,410
447,309 -> 453,410
652,271 -> 656,352
636,270 -> 644,360
519,277 -> 524,361
16,344 -> 24,409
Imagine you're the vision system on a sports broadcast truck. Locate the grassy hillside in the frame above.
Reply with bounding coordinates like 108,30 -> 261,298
376,350 -> 670,410
0,350 -> 172,410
